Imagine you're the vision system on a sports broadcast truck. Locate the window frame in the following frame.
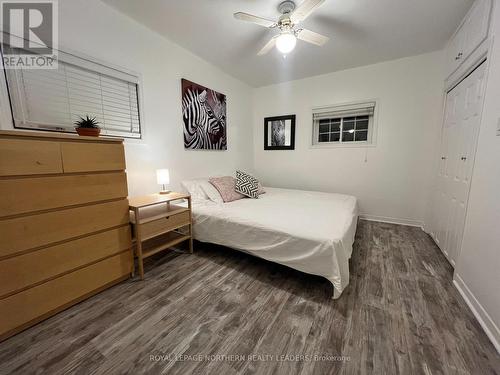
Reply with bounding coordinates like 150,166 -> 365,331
0,39 -> 145,140
311,99 -> 379,149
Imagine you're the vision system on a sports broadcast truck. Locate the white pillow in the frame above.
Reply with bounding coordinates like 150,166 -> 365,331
180,178 -> 209,201
199,180 -> 224,204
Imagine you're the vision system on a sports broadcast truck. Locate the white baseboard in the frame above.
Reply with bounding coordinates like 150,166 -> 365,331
421,222 -> 432,234
359,214 -> 424,229
453,274 -> 500,354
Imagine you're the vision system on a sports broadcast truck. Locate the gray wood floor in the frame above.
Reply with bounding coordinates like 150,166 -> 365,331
0,220 -> 499,375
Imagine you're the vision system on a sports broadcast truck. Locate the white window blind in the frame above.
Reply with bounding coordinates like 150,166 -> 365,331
313,101 -> 376,121
4,47 -> 141,138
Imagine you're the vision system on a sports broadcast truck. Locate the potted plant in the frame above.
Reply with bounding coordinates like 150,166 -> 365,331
74,115 -> 101,137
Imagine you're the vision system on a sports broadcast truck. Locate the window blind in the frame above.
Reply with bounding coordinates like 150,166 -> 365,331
4,47 -> 141,138
313,101 -> 376,120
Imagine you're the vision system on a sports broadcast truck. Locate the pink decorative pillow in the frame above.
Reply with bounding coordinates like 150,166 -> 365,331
209,176 -> 245,203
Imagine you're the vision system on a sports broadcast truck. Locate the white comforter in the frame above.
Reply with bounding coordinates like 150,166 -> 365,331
191,187 -> 358,298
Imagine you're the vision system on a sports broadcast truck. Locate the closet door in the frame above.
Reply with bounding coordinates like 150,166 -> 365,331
434,61 -> 486,266
444,0 -> 491,77
434,85 -> 463,254
446,26 -> 465,75
462,0 -> 491,58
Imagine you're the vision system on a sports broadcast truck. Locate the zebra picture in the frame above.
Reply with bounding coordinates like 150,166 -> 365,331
264,115 -> 296,150
181,79 -> 227,150
270,120 -> 286,146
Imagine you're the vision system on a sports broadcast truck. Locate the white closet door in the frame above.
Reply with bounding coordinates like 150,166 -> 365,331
462,0 -> 491,58
434,90 -> 459,250
446,26 -> 465,74
433,61 -> 486,266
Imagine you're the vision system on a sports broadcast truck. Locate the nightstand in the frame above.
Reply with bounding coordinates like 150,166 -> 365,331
129,192 -> 192,279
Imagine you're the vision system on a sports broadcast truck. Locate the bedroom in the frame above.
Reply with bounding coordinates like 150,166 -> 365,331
0,0 -> 499,373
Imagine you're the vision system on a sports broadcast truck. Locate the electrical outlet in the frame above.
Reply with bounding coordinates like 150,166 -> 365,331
497,118 -> 500,136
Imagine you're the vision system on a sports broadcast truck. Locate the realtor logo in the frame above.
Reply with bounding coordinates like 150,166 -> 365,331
1,0 -> 58,68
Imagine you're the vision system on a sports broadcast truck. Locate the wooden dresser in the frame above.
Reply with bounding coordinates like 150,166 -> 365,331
0,130 -> 133,341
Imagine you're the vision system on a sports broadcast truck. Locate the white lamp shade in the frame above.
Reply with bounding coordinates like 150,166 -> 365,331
276,32 -> 297,54
156,169 -> 170,185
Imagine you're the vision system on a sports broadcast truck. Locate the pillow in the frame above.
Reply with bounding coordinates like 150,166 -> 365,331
209,176 -> 245,203
199,180 -> 224,204
180,178 -> 209,201
235,170 -> 260,199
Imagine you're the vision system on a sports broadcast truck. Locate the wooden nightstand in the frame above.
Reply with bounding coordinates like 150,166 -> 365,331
129,192 -> 192,279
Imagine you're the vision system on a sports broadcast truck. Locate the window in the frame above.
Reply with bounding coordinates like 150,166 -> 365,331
312,101 -> 376,146
3,46 -> 142,138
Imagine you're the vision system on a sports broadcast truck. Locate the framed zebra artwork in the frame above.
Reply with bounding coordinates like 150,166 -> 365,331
181,79 -> 227,150
264,115 -> 296,150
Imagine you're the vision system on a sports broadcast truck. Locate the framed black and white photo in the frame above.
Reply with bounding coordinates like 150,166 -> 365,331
264,115 -> 296,150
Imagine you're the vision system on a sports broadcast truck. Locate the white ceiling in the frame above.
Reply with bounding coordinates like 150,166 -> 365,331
103,0 -> 474,87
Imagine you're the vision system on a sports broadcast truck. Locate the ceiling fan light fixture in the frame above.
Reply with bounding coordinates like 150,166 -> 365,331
276,32 -> 297,54
234,0 -> 328,56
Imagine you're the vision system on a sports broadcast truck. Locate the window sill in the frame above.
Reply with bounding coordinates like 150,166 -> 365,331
310,142 -> 377,149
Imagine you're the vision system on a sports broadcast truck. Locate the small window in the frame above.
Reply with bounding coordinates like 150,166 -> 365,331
312,101 -> 376,146
3,46 -> 142,139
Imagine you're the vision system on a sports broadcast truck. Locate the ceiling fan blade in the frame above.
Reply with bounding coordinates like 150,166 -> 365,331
290,0 -> 326,24
234,12 -> 276,28
297,28 -> 329,46
257,36 -> 278,56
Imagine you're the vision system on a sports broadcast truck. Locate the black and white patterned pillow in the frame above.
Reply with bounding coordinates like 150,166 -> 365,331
235,170 -> 260,199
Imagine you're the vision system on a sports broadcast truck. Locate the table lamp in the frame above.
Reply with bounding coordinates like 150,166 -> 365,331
156,169 -> 170,194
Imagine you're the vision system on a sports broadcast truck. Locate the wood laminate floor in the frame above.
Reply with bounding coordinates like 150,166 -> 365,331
0,220 -> 499,375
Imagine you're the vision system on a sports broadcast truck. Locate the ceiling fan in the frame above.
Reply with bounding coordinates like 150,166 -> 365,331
234,0 -> 329,56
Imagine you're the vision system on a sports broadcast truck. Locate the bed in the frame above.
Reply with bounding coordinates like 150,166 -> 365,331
182,182 -> 358,299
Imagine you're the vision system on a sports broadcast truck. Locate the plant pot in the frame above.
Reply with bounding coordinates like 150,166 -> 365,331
76,127 -> 101,137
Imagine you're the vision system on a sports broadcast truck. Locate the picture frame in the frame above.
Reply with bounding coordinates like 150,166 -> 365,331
264,115 -> 296,150
181,78 -> 227,150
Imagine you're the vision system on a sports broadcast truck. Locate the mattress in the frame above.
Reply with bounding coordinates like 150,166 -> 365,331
191,187 -> 358,298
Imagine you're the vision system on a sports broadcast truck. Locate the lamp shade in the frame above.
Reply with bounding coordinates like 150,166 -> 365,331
276,32 -> 297,54
156,169 -> 170,185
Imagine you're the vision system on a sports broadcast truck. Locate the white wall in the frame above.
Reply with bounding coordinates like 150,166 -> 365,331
454,0 -> 500,351
252,52 -> 445,225
0,0 -> 254,197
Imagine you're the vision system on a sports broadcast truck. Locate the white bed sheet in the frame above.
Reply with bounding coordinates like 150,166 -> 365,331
191,187 -> 358,298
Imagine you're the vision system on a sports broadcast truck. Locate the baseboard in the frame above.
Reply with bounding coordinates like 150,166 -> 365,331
421,222 -> 431,234
359,214 -> 424,229
453,274 -> 500,354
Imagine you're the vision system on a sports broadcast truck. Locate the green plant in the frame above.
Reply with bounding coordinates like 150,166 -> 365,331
74,115 -> 100,129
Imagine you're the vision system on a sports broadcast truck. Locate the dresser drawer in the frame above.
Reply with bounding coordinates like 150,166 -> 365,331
0,251 -> 131,340
0,226 -> 131,298
61,142 -> 125,173
0,138 -> 63,176
140,211 -> 191,240
0,172 -> 128,218
0,199 -> 130,258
